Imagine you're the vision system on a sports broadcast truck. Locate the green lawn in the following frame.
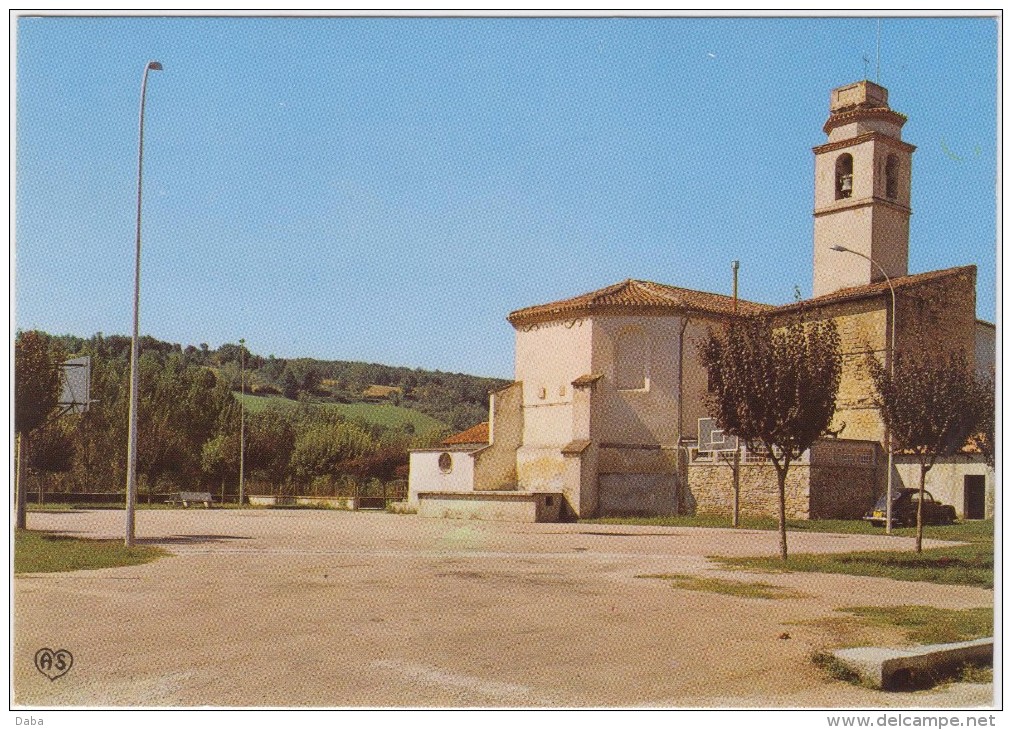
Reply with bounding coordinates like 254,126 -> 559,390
238,394 -> 447,434
14,529 -> 166,574
835,605 -> 993,645
715,520 -> 993,588
586,515 -> 993,588
638,573 -> 808,600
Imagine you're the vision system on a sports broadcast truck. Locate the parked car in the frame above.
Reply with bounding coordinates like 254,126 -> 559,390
863,487 -> 957,527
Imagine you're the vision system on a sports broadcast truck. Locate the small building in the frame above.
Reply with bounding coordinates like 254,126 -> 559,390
407,79 -> 995,522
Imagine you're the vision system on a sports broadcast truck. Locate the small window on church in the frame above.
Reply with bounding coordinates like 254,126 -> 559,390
835,154 -> 854,200
438,453 -> 452,473
885,154 -> 899,199
616,329 -> 648,390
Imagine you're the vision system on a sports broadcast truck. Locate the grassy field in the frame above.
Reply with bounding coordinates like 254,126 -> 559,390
14,529 -> 166,574
834,605 -> 993,645
714,520 -> 994,588
586,515 -> 994,587
238,393 -> 447,434
638,573 -> 808,599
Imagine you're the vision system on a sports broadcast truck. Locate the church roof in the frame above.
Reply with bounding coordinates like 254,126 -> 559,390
776,265 -> 977,314
507,279 -> 771,326
507,266 -> 978,328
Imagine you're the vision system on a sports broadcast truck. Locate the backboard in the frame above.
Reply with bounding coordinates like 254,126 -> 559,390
58,356 -> 91,414
697,417 -> 739,454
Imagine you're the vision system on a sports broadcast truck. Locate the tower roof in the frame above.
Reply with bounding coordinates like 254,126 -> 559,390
507,279 -> 770,326
823,80 -> 906,136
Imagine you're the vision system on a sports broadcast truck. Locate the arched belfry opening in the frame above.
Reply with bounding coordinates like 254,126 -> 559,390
835,154 -> 854,199
885,154 -> 899,199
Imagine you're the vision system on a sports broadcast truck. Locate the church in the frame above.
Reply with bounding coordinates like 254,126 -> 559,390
408,79 -> 995,523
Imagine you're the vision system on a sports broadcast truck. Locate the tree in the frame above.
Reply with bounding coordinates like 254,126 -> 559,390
290,419 -> 375,484
25,419 -> 76,504
699,315 -> 842,560
201,433 -> 241,501
245,406 -> 297,494
971,373 -> 995,470
868,351 -> 990,552
15,331 -> 63,436
15,331 -> 64,528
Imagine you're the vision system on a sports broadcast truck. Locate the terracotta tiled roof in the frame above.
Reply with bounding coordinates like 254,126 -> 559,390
507,279 -> 771,326
823,106 -> 907,135
442,422 -> 489,446
775,265 -> 976,314
507,266 -> 977,327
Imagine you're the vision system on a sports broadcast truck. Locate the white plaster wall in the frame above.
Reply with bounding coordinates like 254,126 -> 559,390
813,206 -> 876,295
869,205 -> 910,281
514,317 -> 593,448
590,315 -> 683,447
826,118 -> 903,142
814,140 -> 877,209
892,457 -> 994,519
681,317 -> 720,439
407,450 -> 477,506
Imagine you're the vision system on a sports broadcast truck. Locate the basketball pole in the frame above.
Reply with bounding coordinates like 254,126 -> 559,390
125,60 -> 162,547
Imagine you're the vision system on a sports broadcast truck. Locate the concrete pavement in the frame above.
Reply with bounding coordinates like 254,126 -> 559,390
13,509 -> 994,708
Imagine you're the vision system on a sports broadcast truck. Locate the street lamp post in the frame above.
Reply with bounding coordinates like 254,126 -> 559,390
829,245 -> 897,534
125,60 -> 163,547
239,338 -> 246,508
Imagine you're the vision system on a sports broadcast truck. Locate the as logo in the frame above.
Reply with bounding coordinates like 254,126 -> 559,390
34,648 -> 73,681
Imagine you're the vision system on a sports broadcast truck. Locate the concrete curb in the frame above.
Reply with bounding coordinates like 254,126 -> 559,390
833,638 -> 993,690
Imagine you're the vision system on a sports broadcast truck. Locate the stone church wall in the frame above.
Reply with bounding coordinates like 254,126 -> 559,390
685,440 -> 879,520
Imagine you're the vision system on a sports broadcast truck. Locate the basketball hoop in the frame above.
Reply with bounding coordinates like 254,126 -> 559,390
697,417 -> 739,456
58,356 -> 92,415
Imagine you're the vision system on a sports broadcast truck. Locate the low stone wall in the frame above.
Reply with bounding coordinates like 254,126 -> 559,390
686,439 -> 880,520
687,461 -> 810,520
247,495 -> 356,510
809,465 -> 877,519
417,491 -> 562,523
597,446 -> 679,517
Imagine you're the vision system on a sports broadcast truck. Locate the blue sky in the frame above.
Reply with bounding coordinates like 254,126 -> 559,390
14,14 -> 998,378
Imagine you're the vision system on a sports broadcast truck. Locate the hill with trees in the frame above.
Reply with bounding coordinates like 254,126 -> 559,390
15,331 -> 509,502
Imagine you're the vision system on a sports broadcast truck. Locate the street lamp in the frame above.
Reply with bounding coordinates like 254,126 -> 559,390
829,245 -> 897,534
125,60 -> 163,547
239,338 -> 246,508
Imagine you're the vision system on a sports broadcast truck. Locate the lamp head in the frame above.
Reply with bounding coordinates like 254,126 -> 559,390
148,61 -> 163,71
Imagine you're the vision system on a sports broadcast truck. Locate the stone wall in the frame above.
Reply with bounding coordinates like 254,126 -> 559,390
808,439 -> 880,518
687,459 -> 811,520
597,445 -> 679,516
686,440 -> 881,520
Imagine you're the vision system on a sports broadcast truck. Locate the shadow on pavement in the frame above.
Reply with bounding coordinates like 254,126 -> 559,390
137,534 -> 253,545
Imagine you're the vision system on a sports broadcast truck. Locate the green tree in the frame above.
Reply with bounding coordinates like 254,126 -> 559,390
699,315 -> 842,560
15,331 -> 65,527
869,351 -> 990,552
15,331 -> 63,435
246,406 -> 297,494
201,433 -> 241,500
972,373 -> 995,470
290,419 -> 375,484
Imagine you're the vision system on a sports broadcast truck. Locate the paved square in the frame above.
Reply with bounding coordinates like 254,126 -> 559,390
14,509 -> 993,707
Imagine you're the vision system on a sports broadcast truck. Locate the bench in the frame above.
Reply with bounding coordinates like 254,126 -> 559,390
166,491 -> 214,508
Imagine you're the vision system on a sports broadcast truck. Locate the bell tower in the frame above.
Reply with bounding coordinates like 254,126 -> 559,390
812,80 -> 915,296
